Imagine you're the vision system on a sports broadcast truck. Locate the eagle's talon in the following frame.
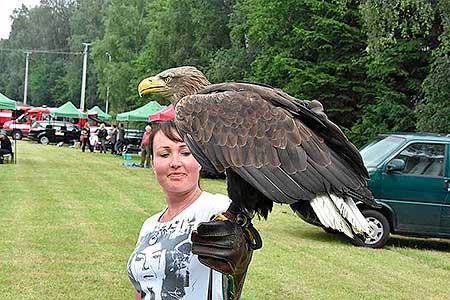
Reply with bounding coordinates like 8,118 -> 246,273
235,213 -> 248,227
213,213 -> 229,221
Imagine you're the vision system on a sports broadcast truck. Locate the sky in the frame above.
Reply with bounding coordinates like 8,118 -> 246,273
0,0 -> 41,39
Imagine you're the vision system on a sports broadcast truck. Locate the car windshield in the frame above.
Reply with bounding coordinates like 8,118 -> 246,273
16,113 -> 29,124
31,122 -> 45,129
360,135 -> 406,167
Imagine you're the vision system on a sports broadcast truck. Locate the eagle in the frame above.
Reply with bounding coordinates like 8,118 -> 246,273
138,66 -> 377,242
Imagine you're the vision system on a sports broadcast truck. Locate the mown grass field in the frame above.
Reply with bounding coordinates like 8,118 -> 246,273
1,141 -> 449,300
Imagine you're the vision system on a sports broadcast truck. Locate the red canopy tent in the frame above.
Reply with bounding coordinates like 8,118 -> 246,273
148,104 -> 175,122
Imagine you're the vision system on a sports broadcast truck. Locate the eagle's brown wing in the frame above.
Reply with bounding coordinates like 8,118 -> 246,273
201,82 -> 369,180
175,83 -> 373,218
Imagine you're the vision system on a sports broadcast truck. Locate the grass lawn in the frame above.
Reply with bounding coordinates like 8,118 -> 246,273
1,141 -> 449,300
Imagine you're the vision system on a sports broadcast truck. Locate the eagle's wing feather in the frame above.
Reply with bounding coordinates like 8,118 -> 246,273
175,83 -> 373,217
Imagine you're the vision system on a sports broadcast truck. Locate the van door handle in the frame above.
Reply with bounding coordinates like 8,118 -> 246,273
445,179 -> 450,191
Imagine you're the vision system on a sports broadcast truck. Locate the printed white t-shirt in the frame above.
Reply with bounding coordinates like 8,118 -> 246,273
127,191 -> 231,300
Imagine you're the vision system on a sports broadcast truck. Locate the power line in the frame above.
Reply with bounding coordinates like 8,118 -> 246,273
0,48 -> 82,55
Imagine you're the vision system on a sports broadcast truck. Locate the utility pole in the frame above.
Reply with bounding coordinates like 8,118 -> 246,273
105,52 -> 112,114
80,42 -> 91,112
23,51 -> 31,105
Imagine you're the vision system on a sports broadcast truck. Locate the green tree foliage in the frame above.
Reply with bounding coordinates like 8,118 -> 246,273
136,0 -> 233,73
92,0 -> 148,113
28,58 -> 67,106
0,1 -> 76,106
361,0 -> 434,52
207,0 -> 252,82
118,0 -> 234,110
415,0 -> 450,133
1,5 -> 33,101
352,0 -> 446,146
217,0 -> 369,129
65,0 -> 108,109
349,39 -> 427,146
0,0 -> 106,108
416,54 -> 450,133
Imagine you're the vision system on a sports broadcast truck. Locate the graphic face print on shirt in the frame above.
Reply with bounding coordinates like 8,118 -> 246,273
128,216 -> 197,300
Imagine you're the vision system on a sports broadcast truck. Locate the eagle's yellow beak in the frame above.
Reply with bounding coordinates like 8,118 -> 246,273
137,76 -> 168,97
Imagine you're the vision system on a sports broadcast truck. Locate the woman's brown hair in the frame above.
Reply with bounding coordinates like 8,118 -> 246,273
149,121 -> 183,159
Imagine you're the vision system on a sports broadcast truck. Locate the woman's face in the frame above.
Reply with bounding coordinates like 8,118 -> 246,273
151,129 -> 201,195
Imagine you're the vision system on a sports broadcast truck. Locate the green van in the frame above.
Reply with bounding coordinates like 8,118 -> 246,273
356,133 -> 450,248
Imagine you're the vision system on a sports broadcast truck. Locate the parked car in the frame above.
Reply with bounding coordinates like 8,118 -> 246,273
3,106 -> 53,140
28,121 -> 81,145
120,128 -> 145,153
354,133 -> 450,248
98,128 -> 145,153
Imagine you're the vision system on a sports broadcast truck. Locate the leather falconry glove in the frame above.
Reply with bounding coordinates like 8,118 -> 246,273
191,205 -> 262,299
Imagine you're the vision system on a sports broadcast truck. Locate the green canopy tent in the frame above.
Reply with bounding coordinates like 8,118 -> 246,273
0,93 -> 17,163
116,101 -> 165,122
88,106 -> 111,121
0,92 -> 16,110
51,101 -> 87,118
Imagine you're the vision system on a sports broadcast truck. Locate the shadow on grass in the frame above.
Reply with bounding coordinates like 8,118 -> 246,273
386,236 -> 450,252
285,225 -> 353,246
286,226 -> 450,252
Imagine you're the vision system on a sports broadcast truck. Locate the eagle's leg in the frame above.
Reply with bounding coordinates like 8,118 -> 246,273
225,169 -> 273,219
213,201 -> 262,250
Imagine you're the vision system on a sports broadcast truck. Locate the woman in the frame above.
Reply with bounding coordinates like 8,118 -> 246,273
140,125 -> 152,167
96,123 -> 108,153
109,124 -> 118,154
80,123 -> 93,152
127,121 -> 251,300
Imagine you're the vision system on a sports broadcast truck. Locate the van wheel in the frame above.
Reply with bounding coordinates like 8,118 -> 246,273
361,210 -> 390,248
12,130 -> 23,140
39,136 -> 50,145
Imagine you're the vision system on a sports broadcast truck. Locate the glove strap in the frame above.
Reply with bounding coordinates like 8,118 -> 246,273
209,269 -> 238,300
226,274 -> 235,300
208,268 -> 213,300
245,224 -> 263,250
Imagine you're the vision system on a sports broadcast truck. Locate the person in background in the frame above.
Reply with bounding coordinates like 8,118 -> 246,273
96,123 -> 108,153
140,125 -> 152,167
80,123 -> 94,153
115,123 -> 126,155
127,121 -> 254,300
0,130 -> 13,164
109,124 -> 118,155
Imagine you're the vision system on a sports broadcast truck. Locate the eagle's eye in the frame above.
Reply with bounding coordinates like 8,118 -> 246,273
164,76 -> 172,84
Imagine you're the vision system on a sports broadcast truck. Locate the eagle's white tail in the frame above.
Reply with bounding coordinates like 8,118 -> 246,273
310,194 -> 373,239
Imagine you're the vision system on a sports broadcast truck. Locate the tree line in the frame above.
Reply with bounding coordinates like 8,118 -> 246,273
0,0 -> 448,146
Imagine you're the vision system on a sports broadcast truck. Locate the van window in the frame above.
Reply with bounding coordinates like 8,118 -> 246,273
360,135 -> 405,167
392,143 -> 445,177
